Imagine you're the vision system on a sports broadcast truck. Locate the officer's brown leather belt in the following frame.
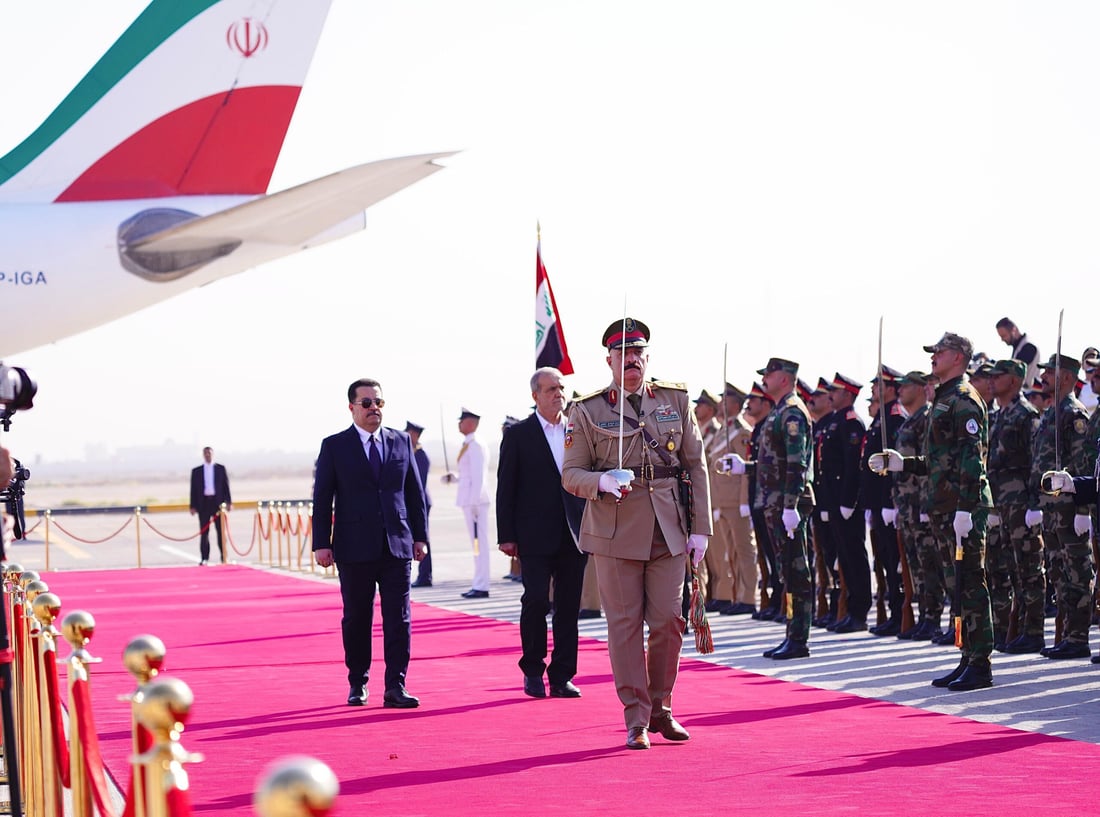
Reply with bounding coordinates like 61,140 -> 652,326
630,464 -> 680,480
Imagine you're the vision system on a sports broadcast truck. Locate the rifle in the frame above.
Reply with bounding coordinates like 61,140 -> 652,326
897,526 -> 916,633
873,531 -> 888,627
811,519 -> 829,621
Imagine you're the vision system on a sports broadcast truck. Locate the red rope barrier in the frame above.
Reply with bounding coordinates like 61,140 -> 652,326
50,516 -> 133,545
43,649 -> 71,787
224,513 -> 255,558
71,678 -> 119,817
141,515 -> 212,542
22,517 -> 42,535
122,724 -> 152,817
166,786 -> 194,817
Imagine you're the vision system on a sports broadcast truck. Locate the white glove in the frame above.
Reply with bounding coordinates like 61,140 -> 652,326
739,504 -> 751,518
919,512 -> 929,523
687,534 -> 708,568
782,508 -> 800,539
864,509 -> 872,525
1043,470 -> 1076,494
840,506 -> 855,520
718,453 -> 746,475
1024,509 -> 1043,529
881,507 -> 897,527
868,449 -> 905,474
713,508 -> 721,522
1074,513 -> 1092,537
598,472 -> 624,498
441,471 -> 458,484
820,510 -> 830,522
987,513 -> 1000,528
953,510 -> 973,539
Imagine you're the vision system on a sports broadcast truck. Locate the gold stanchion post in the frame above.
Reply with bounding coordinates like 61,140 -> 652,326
62,610 -> 101,817
31,592 -> 63,817
123,634 -> 167,817
254,756 -> 339,817
19,576 -> 47,817
132,677 -> 202,817
135,507 -> 144,569
219,503 -> 229,565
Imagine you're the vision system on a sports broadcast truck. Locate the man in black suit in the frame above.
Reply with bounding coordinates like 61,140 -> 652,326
406,421 -> 434,587
313,378 -> 429,709
497,367 -> 587,699
189,446 -> 232,565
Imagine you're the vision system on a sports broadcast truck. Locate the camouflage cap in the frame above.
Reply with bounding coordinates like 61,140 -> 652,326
969,361 -> 996,379
990,359 -> 1025,379
756,357 -> 799,377
1037,354 -> 1081,377
602,317 -> 650,349
897,370 -> 930,386
693,389 -> 720,409
923,332 -> 974,360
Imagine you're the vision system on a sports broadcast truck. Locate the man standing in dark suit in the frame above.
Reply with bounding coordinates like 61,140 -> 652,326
312,378 -> 429,709
189,446 -> 232,565
497,367 -> 588,699
406,421 -> 434,587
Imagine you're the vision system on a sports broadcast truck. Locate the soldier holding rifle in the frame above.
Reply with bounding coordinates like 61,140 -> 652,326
562,318 -> 711,750
870,332 -> 995,691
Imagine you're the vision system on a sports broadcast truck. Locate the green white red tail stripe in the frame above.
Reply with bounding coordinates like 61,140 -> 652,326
0,0 -> 333,202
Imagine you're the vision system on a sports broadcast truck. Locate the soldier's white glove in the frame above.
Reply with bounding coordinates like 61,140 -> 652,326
598,472 -> 624,498
919,512 -> 930,524
687,534 -> 708,567
820,510 -> 830,522
839,506 -> 855,520
1074,513 -> 1092,537
1024,509 -> 1043,529
868,449 -> 905,474
713,508 -> 721,522
441,471 -> 458,484
953,510 -> 973,540
718,453 -> 746,475
881,507 -> 897,527
1042,470 -> 1076,495
782,508 -> 800,539
987,513 -> 1001,528
864,509 -> 872,525
739,504 -> 751,518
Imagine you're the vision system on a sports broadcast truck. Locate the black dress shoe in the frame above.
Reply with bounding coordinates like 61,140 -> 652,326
771,640 -> 810,660
722,602 -> 756,616
578,608 -> 603,619
833,617 -> 867,634
870,619 -> 901,637
931,658 -> 968,688
347,684 -> 367,706
549,681 -> 582,698
523,675 -> 546,698
383,686 -> 420,708
411,578 -> 433,587
826,615 -> 849,632
931,629 -> 957,645
625,726 -> 651,750
1091,654 -> 1100,664
1043,641 -> 1091,660
896,623 -> 921,640
704,599 -> 729,613
763,639 -> 789,658
461,589 -> 489,599
910,622 -> 940,642
1003,634 -> 1045,654
948,662 -> 993,692
647,711 -> 690,741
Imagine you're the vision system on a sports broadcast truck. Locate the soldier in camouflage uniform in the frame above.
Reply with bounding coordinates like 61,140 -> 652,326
722,358 -> 815,659
891,371 -> 943,641
872,332 -> 995,691
1030,354 -> 1094,659
988,359 -> 1045,653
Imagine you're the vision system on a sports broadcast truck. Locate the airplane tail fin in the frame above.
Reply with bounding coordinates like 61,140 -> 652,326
0,0 -> 334,203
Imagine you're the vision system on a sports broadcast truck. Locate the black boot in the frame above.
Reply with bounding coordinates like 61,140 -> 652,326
947,660 -> 993,691
931,657 -> 969,688
763,639 -> 790,658
771,639 -> 810,660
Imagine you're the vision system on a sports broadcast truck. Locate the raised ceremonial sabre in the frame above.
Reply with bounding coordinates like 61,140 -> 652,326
606,307 -> 634,496
439,405 -> 452,474
877,316 -> 888,451
1054,309 -> 1064,477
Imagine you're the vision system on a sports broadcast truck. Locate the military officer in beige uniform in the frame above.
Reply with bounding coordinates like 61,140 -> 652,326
563,318 -> 712,750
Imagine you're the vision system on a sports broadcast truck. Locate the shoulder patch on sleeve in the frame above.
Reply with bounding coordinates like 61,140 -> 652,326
965,417 -> 979,435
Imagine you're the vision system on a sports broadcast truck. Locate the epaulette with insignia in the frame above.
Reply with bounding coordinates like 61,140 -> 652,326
890,403 -> 904,416
574,387 -> 608,402
649,379 -> 687,391
846,409 -> 858,420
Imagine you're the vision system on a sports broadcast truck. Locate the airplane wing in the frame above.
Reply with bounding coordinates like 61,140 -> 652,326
129,152 -> 455,252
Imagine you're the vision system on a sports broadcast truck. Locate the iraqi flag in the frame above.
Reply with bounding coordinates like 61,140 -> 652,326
535,239 -> 573,375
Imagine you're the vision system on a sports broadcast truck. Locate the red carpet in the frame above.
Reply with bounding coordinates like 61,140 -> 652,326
42,566 -> 1100,816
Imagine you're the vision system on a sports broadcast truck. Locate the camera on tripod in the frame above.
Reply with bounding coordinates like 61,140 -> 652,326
1,458 -> 29,542
1,361 -> 37,430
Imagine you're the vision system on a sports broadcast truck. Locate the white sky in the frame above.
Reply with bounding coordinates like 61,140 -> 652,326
3,1 -> 1099,467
